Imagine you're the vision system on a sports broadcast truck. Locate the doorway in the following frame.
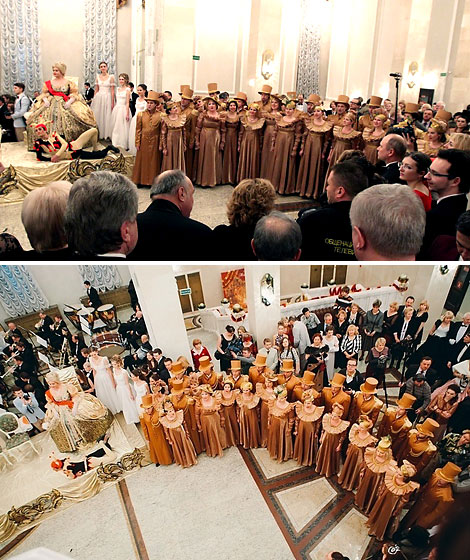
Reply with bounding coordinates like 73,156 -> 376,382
175,272 -> 205,314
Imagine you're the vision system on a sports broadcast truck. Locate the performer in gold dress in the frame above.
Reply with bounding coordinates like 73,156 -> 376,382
259,94 -> 283,180
221,99 -> 241,184
293,390 -> 324,466
195,384 -> 226,457
170,379 -> 202,454
215,379 -> 240,448
256,372 -> 277,447
267,386 -> 296,463
160,398 -> 197,468
315,402 -> 350,477
160,103 -> 187,172
416,119 -> 447,157
43,371 -> 113,453
195,98 -> 225,187
140,394 -> 173,466
236,381 -> 261,449
377,393 -> 416,461
27,62 -> 96,150
325,113 -> 362,183
362,115 -> 388,164
237,103 -> 265,182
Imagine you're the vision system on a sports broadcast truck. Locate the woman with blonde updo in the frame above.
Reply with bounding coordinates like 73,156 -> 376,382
110,72 -> 131,150
267,385 -> 296,462
237,103 -> 265,181
325,111 -> 362,184
445,132 -> 470,150
315,402 -> 350,477
362,114 -> 388,164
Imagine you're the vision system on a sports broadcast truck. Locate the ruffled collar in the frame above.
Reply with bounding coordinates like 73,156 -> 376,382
322,413 -> 350,434
384,470 -> 420,495
364,447 -> 396,473
160,409 -> 184,429
362,128 -> 386,141
256,385 -> 276,402
241,116 -> 265,130
163,114 -> 186,128
236,394 -> 260,409
268,400 -> 295,417
349,424 -> 377,447
333,126 -> 362,139
305,119 -> 332,133
295,403 -> 324,422
216,389 -> 240,406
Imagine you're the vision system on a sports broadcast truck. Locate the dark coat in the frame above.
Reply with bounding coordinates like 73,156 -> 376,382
87,286 -> 102,309
212,223 -> 257,261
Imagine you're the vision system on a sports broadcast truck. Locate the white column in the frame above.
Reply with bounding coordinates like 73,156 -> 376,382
422,265 -> 460,339
143,0 -> 158,91
130,266 -> 191,361
245,265 -> 281,348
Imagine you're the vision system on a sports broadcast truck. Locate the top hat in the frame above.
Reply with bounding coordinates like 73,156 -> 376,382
208,83 -> 220,94
170,379 -> 185,394
258,84 -> 272,95
369,95 -> 383,107
280,358 -> 294,372
416,417 -> 440,438
435,109 -> 452,122
140,394 -> 154,409
171,362 -> 184,376
336,94 -> 350,106
330,373 -> 346,388
198,356 -> 213,372
253,354 -> 267,368
360,377 -> 378,394
300,370 -> 316,386
286,91 -> 298,101
234,92 -> 247,102
230,360 -> 241,371
404,102 -> 420,114
179,84 -> 190,95
435,462 -> 462,482
181,88 -> 194,100
306,93 -> 322,105
145,90 -> 161,103
396,393 -> 417,409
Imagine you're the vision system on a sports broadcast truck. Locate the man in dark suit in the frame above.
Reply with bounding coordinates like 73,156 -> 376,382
36,311 -> 54,344
448,333 -> 470,366
84,82 -> 94,105
450,313 -> 470,344
404,356 -> 438,387
129,83 -> 138,116
420,149 -> 470,258
69,333 -> 87,368
130,170 -> 214,260
84,281 -> 102,309
375,133 -> 407,184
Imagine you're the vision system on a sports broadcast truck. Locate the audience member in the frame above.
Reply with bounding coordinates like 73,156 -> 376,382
130,169 -> 214,260
8,82 -> 31,142
298,161 -> 368,260
350,184 -> 426,260
252,211 -> 301,260
376,134 -> 407,183
64,171 -> 138,258
12,386 -> 45,432
455,211 -> 470,260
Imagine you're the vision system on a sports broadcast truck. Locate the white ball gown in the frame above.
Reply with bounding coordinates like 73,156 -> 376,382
133,381 -> 149,416
113,367 -> 140,424
128,97 -> 148,155
91,74 -> 114,139
90,355 -> 121,414
111,87 -> 131,150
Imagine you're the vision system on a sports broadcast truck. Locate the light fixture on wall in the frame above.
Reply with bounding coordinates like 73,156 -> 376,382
261,50 -> 275,80
407,61 -> 418,89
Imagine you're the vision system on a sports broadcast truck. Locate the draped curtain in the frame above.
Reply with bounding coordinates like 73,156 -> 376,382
78,266 -> 122,292
83,0 -> 117,83
0,266 -> 48,317
296,0 -> 321,97
0,0 -> 43,93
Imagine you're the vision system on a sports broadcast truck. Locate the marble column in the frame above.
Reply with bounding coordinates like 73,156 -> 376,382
422,265 -> 460,339
130,266 -> 191,361
245,265 -> 281,350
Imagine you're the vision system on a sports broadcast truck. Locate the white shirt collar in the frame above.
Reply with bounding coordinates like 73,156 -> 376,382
436,193 -> 467,205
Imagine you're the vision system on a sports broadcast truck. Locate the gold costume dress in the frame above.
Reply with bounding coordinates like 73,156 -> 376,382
377,407 -> 413,461
133,110 -> 162,186
237,116 -> 265,182
315,413 -> 350,477
367,470 -> 419,541
296,119 -> 332,198
337,424 -> 377,491
195,112 -> 225,187
160,114 -> 187,173
355,447 -> 396,514
195,397 -> 227,457
256,384 -> 276,447
216,389 -> 240,447
170,393 -> 202,454
222,112 -> 241,184
402,430 -> 437,473
27,79 -> 96,150
270,116 -> 302,194
140,410 -> 173,465
45,385 -> 113,453
160,410 -> 197,468
293,403 -> 324,466
267,400 -> 296,463
416,130 -> 445,157
259,111 -> 280,180
362,128 -> 386,164
236,393 -> 261,449
325,127 -> 362,184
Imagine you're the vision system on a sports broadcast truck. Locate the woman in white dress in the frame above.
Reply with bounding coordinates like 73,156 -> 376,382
323,325 -> 339,381
130,369 -> 150,416
128,84 -> 147,155
89,347 -> 121,414
110,355 -> 140,424
110,73 -> 131,150
91,61 -> 115,139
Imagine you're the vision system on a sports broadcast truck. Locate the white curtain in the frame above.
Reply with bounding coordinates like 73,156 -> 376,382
0,0 -> 43,93
78,266 -> 122,292
296,0 -> 321,97
83,0 -> 117,83
0,266 -> 48,317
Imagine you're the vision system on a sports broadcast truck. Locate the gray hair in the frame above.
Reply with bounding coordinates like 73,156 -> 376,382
350,184 -> 425,258
150,170 -> 188,197
253,210 -> 302,260
64,171 -> 138,256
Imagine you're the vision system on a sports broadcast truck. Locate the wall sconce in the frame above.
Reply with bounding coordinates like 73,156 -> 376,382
261,50 -> 275,80
407,61 -> 418,89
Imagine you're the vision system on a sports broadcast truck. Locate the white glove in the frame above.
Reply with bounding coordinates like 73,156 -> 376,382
43,97 -> 50,108
64,100 -> 72,110
449,339 -> 456,345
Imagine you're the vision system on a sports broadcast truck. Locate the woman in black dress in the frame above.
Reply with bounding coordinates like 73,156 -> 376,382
382,301 -> 400,348
413,300 -> 430,347
216,325 -> 239,372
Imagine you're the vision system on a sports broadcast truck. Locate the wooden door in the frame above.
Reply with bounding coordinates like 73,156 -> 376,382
309,266 -> 322,288
188,272 -> 205,308
175,275 -> 192,314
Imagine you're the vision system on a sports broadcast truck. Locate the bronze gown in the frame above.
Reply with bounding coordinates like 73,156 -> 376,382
216,389 -> 240,447
237,116 -> 265,182
376,407 -> 413,461
324,126 -> 362,187
256,384 -> 275,448
195,398 -> 227,457
195,112 -> 225,187
133,110 -> 162,186
293,403 -> 324,466
140,411 -> 173,465
222,112 -> 240,184
315,414 -> 350,477
236,393 -> 261,449
270,116 -> 302,194
259,111 -> 279,180
160,410 -> 197,468
296,119 -> 333,198
362,128 -> 386,164
160,114 -> 187,172
181,106 -> 198,178
355,447 -> 397,513
337,424 -> 377,491
267,400 -> 296,463
171,394 -> 203,455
